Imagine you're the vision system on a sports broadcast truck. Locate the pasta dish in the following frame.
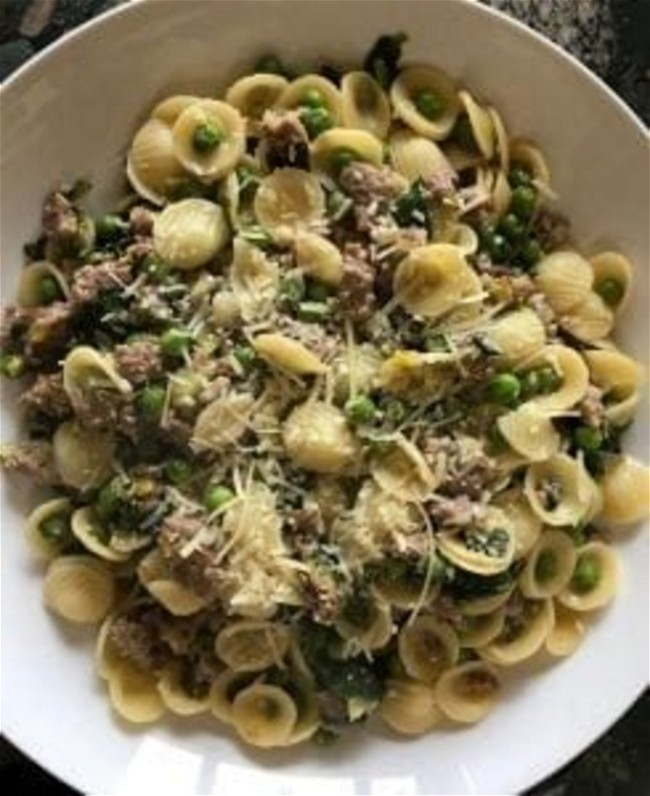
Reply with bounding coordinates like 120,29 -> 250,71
1,35 -> 648,747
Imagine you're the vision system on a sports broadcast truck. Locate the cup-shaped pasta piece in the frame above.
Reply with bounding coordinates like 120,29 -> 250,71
283,401 -> 361,474
510,138 -> 551,187
370,435 -> 439,501
519,345 -> 589,412
153,198 -> 229,270
210,669 -> 255,724
497,403 -> 560,462
488,106 -> 510,171
44,555 -> 115,624
231,682 -> 298,748
485,308 -> 546,364
441,222 -> 480,256
589,251 -> 633,313
147,579 -> 208,617
481,597 -> 554,666
252,333 -> 328,376
126,118 -> 186,206
393,244 -> 479,320
215,620 -> 291,672
310,128 -> 384,176
278,74 -> 342,124
191,392 -> 255,452
534,250 -> 593,313
599,456 -> 650,525
519,530 -> 577,599
391,65 -> 460,140
378,349 -> 457,398
294,231 -> 343,286
172,99 -> 245,180
493,489 -> 543,559
458,586 -> 515,617
546,602 -> 585,657
63,345 -> 132,409
17,261 -> 69,307
558,542 -> 620,612
25,497 -> 73,561
70,506 -> 129,563
437,507 -> 516,576
398,616 -> 459,682
340,71 -> 391,139
388,129 -> 456,184
434,661 -> 500,723
95,613 -> 125,680
458,90 -> 496,159
488,168 -> 511,219
152,94 -> 202,125
373,564 -> 440,611
583,349 -> 642,427
524,454 -> 598,527
379,679 -> 443,735
53,420 -> 114,491
230,237 -> 279,321
561,291 -> 614,343
108,659 -> 166,724
254,168 -> 325,243
285,675 -> 320,745
157,663 -> 212,716
336,597 -> 394,651
225,74 -> 289,130
456,607 -> 506,649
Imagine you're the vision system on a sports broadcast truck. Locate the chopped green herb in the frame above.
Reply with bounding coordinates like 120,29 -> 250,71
0,354 -> 26,379
362,32 -> 408,89
280,276 -> 306,304
136,384 -> 167,421
392,179 -> 432,231
305,280 -> 331,302
160,328 -> 193,357
239,225 -> 274,249
164,458 -> 195,486
233,345 -> 256,371
297,301 -> 329,323
95,213 -> 129,244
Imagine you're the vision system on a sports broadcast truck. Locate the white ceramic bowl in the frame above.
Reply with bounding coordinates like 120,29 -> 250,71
1,2 -> 648,794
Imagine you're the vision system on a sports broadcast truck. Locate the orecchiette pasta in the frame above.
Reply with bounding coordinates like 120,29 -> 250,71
2,34 -> 646,752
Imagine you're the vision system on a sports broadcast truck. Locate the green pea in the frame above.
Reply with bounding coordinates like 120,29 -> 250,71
203,484 -> 235,512
595,277 -> 624,307
95,213 -> 129,243
488,373 -> 521,405
570,554 -> 601,594
297,301 -> 329,323
305,280 -> 331,302
137,384 -> 167,421
414,89 -> 446,120
534,550 -> 557,582
192,122 -> 225,154
329,147 -> 359,174
507,167 -> 532,188
300,88 -> 326,108
96,478 -> 122,520
300,106 -> 332,138
537,366 -> 562,394
164,459 -> 194,486
38,275 -> 62,305
574,425 -> 603,453
452,114 -> 475,150
498,213 -> 526,243
233,345 -> 256,371
160,328 -> 193,357
39,512 -> 71,544
518,237 -> 543,269
142,255 -> 170,283
345,395 -> 377,425
254,54 -> 286,76
280,276 -> 306,303
510,185 -> 537,220
485,231 -> 512,263
0,354 -> 25,379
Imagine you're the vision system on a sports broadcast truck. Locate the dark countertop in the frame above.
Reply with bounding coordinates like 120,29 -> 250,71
0,1 -> 648,795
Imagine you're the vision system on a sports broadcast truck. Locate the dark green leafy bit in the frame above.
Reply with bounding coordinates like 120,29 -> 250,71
570,553 -> 601,594
96,474 -> 162,530
595,277 -> 624,308
305,280 -> 332,302
39,512 -> 72,544
414,89 -> 446,120
0,353 -> 26,379
233,345 -> 257,372
392,179 -> 433,232
163,458 -> 195,486
445,560 -> 523,601
298,621 -> 383,704
451,114 -> 476,151
136,384 -> 167,422
534,550 -> 557,582
239,225 -> 275,250
236,164 -> 260,201
362,32 -> 408,89
297,301 -> 329,323
372,553 -> 445,589
279,275 -> 306,305
463,527 -> 510,558
141,254 -> 171,284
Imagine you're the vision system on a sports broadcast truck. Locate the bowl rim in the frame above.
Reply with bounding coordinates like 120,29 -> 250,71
0,1 -> 647,795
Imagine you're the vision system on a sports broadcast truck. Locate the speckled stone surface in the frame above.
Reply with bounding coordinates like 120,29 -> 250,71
0,1 -> 648,795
